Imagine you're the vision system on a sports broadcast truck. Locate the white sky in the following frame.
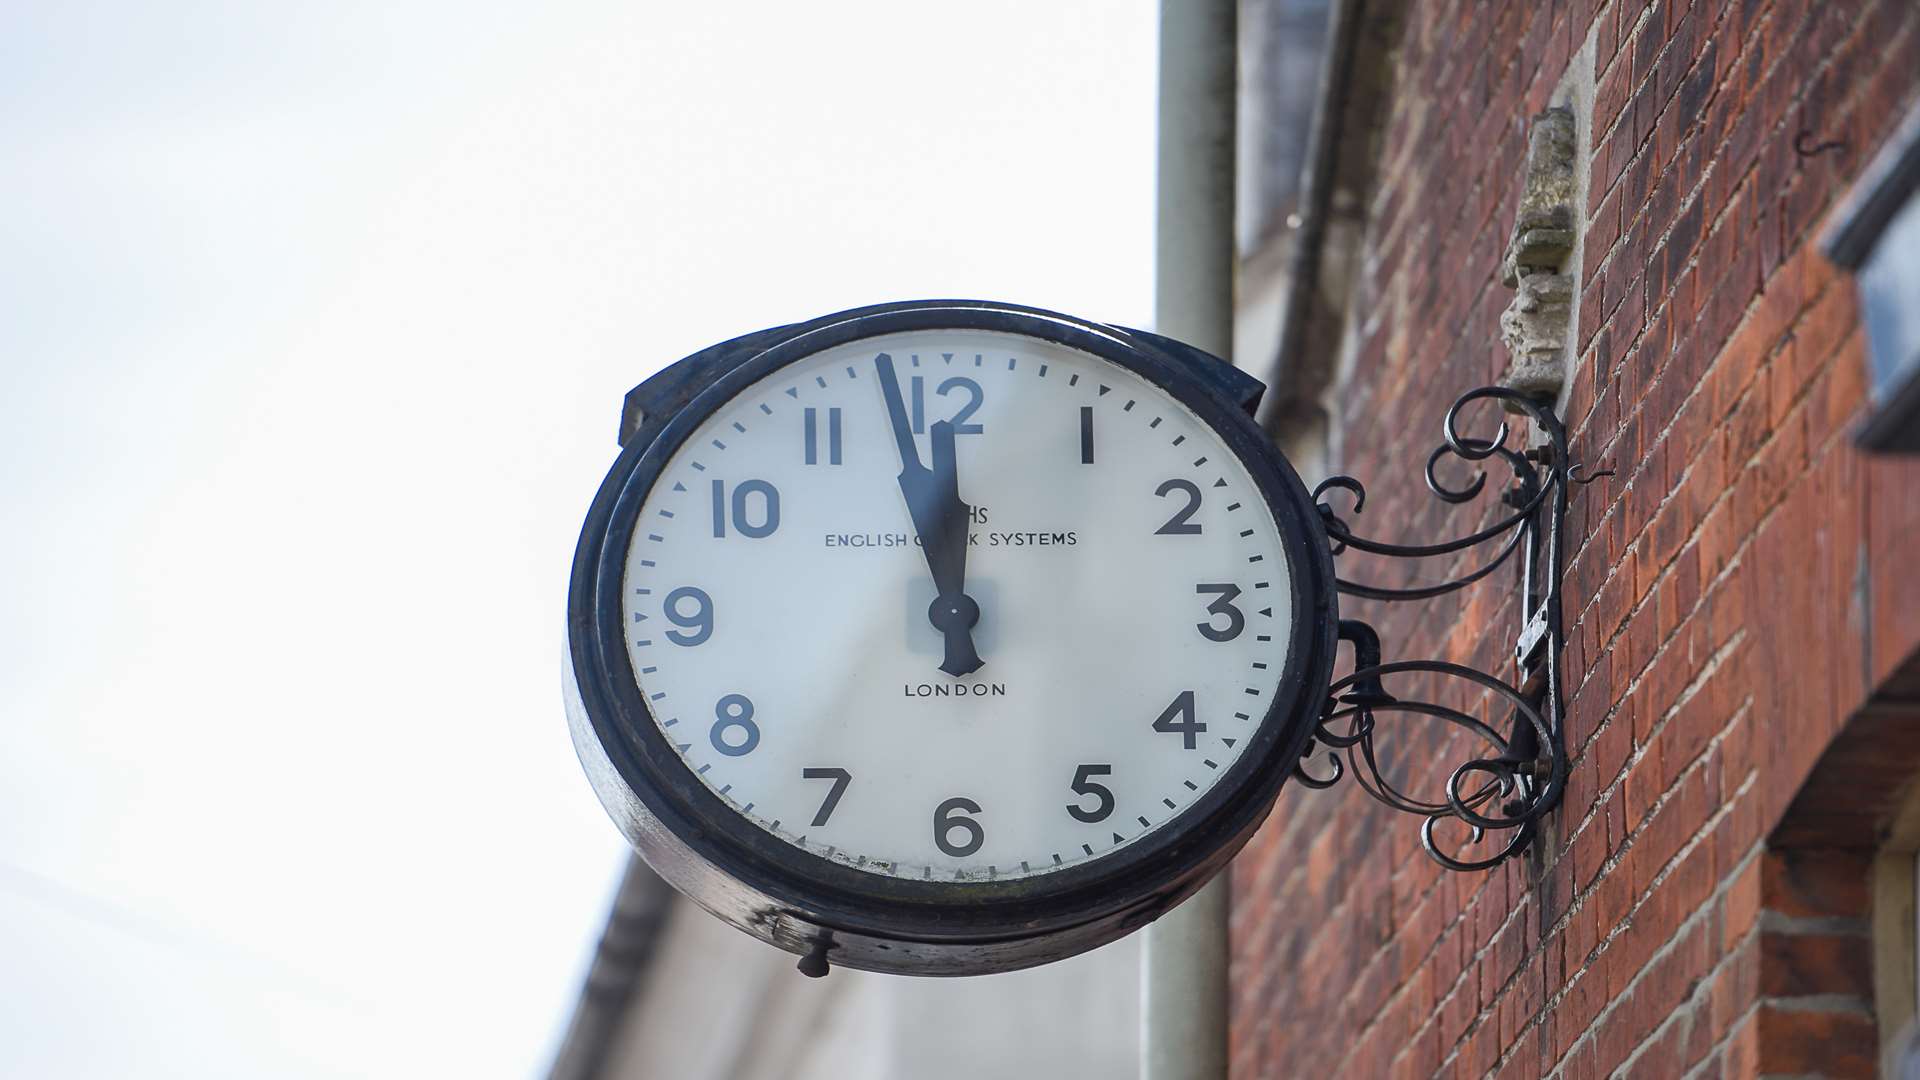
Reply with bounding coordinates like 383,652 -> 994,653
0,2 -> 1157,1076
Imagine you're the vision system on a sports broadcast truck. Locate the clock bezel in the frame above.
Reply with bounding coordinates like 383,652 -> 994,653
567,300 -> 1338,975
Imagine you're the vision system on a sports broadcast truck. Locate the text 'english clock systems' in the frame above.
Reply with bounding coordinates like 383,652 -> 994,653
565,301 -> 1337,976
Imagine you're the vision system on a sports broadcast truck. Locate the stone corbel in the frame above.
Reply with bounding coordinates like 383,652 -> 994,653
1499,106 -> 1578,407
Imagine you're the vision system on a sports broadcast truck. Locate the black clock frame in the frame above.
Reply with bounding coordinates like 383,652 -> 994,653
565,299 -> 1340,976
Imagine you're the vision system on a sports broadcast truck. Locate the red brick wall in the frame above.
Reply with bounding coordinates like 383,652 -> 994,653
1229,1 -> 1920,1077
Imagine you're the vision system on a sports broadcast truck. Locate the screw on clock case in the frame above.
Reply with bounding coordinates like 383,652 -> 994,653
567,299 -> 1337,976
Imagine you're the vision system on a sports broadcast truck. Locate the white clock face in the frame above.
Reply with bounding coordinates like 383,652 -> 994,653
620,329 -> 1295,883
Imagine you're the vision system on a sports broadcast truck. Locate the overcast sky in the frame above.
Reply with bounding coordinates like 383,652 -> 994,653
0,2 -> 1157,1076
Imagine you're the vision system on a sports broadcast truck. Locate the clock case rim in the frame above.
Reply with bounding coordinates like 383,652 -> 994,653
566,299 -> 1338,975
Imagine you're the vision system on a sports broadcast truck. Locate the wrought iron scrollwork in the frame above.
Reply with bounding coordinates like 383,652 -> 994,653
1294,387 -> 1598,872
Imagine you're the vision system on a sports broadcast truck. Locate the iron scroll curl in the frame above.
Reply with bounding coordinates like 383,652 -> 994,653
1293,387 -> 1601,872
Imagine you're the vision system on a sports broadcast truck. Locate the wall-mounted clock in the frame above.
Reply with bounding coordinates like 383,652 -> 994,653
564,300 -> 1337,976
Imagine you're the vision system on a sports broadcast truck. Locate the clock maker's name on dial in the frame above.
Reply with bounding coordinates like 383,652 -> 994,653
822,505 -> 1079,549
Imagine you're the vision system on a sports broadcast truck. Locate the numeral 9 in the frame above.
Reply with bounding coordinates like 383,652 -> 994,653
663,586 -> 713,646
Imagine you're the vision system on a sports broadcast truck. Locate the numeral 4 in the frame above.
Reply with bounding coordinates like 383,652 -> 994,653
1152,690 -> 1204,749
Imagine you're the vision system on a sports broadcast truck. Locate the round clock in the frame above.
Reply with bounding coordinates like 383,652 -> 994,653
565,300 -> 1337,976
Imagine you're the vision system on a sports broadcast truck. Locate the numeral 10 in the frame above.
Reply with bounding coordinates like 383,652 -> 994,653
711,479 -> 780,537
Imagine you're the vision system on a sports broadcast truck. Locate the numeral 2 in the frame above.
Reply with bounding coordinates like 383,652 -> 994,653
1154,479 -> 1202,534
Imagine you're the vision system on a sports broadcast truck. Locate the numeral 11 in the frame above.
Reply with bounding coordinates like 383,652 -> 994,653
804,407 -> 842,465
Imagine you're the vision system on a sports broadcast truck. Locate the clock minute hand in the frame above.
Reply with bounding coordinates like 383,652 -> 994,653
874,354 -> 983,677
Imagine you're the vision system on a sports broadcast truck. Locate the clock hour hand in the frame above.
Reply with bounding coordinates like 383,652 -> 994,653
875,354 -> 984,677
922,420 -> 982,675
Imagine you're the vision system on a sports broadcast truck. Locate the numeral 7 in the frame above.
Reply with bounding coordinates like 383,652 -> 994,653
803,767 -> 852,826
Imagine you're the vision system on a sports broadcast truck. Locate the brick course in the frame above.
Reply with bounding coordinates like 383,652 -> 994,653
1230,1 -> 1920,1077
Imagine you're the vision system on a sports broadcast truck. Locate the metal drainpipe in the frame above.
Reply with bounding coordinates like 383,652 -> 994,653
1142,1 -> 1235,1078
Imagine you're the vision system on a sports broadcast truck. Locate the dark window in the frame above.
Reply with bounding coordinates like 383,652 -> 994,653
1824,105 -> 1920,453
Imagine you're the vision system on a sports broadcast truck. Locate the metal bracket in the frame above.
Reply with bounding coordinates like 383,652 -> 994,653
1293,387 -> 1605,872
